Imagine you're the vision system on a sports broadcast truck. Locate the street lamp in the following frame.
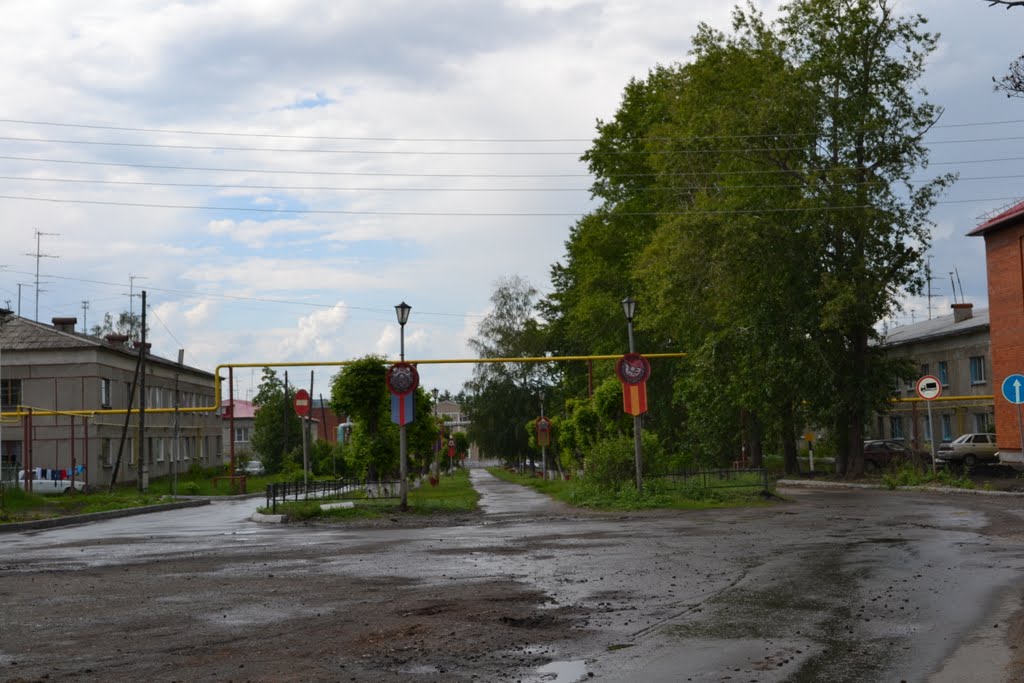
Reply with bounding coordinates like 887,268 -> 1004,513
539,389 -> 547,480
396,301 -> 411,510
621,297 -> 643,492
432,387 -> 439,478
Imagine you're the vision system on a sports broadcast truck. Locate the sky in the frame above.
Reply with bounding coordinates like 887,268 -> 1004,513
0,0 -> 1022,402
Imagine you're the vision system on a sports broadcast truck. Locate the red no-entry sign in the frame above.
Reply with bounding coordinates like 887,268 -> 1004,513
293,388 -> 311,416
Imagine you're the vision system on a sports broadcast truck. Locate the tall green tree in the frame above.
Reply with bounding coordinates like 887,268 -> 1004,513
464,276 -> 550,465
90,311 -> 147,343
250,367 -> 301,474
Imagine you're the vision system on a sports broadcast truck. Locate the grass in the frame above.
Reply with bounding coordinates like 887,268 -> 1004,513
880,463 -> 976,490
263,469 -> 481,521
486,467 -> 775,511
0,484 -> 177,524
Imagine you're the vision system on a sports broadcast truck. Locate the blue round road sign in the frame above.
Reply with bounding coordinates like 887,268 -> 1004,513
1001,374 -> 1024,404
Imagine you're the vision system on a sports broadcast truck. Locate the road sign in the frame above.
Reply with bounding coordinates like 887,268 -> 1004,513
293,388 -> 311,416
536,416 -> 552,447
915,375 -> 942,401
1001,374 -> 1024,404
616,353 -> 651,416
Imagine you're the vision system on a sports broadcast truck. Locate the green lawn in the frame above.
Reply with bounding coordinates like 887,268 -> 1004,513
264,469 -> 480,521
0,485 -> 177,523
486,467 -> 776,511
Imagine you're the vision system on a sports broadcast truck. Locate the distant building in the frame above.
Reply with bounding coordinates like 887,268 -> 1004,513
969,199 -> 1024,468
221,398 -> 256,462
0,314 -> 223,487
876,303 -> 993,446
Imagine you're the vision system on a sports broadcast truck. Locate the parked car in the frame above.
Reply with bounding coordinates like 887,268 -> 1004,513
863,440 -> 925,472
236,460 -> 265,476
12,469 -> 87,495
937,433 -> 999,468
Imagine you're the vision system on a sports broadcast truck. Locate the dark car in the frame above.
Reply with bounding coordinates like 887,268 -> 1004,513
863,440 -> 924,472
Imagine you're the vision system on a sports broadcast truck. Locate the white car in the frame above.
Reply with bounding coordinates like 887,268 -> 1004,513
13,469 -> 87,495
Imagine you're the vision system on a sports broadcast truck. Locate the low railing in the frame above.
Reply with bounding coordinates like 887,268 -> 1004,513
265,479 -> 402,514
648,467 -> 769,493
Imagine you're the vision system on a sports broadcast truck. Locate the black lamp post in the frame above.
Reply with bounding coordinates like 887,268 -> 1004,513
539,389 -> 547,479
395,301 -> 411,510
622,296 -> 643,492
432,387 -> 439,478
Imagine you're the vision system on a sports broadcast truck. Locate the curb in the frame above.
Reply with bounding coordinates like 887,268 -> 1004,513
0,498 -> 212,533
776,479 -> 1024,496
250,511 -> 288,524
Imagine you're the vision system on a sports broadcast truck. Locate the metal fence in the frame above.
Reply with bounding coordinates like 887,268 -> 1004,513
648,467 -> 769,493
265,479 -> 402,514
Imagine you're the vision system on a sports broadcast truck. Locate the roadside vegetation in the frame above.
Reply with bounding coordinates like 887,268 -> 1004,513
487,468 -> 773,511
263,469 -> 479,521
0,485 -> 175,524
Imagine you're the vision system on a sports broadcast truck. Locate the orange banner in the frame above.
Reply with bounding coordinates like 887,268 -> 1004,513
622,381 -> 648,416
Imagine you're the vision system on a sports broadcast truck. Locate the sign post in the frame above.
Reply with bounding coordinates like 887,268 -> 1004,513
294,388 -> 311,486
1000,374 -> 1024,466
915,375 -> 942,474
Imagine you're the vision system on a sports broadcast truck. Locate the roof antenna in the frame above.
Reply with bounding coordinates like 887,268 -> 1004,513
949,272 -> 957,304
955,268 -> 964,305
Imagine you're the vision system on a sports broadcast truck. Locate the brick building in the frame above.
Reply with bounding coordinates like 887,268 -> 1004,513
969,200 -> 1024,469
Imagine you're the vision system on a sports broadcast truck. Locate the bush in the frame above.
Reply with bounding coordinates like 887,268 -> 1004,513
181,481 -> 201,495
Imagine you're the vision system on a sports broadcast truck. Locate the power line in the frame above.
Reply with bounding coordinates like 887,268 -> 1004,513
2,171 -> 1024,194
0,192 -> 1019,216
1,133 -> 1023,156
0,155 -> 591,177
2,115 -> 1023,141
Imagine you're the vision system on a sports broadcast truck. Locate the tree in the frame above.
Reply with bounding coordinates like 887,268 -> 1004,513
464,276 -> 550,465
250,367 -> 301,475
987,1 -> 1024,96
90,311 -> 147,343
329,356 -> 396,479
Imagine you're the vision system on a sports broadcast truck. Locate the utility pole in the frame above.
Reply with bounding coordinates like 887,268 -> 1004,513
137,291 -> 148,491
25,230 -> 59,321
129,274 -> 146,341
81,300 -> 89,333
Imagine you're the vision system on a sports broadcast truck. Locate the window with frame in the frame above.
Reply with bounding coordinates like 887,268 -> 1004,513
101,378 -> 111,408
969,356 -> 986,384
938,361 -> 948,387
920,363 -> 929,377
1,378 -> 22,410
234,426 -> 250,443
890,416 -> 904,439
941,414 -> 952,442
974,413 -> 991,432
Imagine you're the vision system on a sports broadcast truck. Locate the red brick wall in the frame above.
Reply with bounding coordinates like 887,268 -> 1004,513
984,224 -> 1024,450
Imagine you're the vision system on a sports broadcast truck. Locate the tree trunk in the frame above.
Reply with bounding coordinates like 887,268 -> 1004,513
781,403 -> 800,475
748,412 -> 764,468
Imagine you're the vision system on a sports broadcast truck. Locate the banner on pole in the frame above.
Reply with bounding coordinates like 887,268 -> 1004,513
616,353 -> 651,416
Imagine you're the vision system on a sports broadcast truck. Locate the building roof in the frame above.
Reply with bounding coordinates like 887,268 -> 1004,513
0,314 -> 214,377
968,199 -> 1024,237
222,399 -> 257,419
882,308 -> 989,348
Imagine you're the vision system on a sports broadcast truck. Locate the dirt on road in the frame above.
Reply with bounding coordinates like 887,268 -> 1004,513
1,474 -> 1023,683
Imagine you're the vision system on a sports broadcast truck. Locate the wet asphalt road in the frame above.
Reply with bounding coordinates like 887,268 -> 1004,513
2,469 -> 1023,682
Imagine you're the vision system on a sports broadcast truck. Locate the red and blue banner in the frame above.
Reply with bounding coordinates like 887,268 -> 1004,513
391,393 -> 415,426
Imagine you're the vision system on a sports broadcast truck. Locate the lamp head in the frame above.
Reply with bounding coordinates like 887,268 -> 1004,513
621,297 -> 637,322
395,301 -> 412,326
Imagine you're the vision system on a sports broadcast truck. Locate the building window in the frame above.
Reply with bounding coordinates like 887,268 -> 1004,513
938,361 -> 948,387
101,439 -> 113,467
941,414 -> 952,442
1,379 -> 22,410
969,356 -> 986,384
975,413 -> 992,432
920,363 -> 929,377
234,427 -> 250,443
890,416 -> 904,439
101,378 -> 111,408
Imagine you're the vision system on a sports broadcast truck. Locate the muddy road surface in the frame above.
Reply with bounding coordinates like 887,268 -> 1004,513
1,470 -> 1023,682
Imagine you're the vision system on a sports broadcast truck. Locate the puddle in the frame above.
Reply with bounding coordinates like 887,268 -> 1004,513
532,659 -> 589,682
